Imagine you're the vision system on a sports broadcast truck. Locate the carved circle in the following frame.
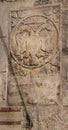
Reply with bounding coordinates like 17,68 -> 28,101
10,15 -> 58,69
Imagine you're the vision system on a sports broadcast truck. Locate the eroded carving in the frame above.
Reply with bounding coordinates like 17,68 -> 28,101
9,5 -> 61,106
7,5 -> 62,130
9,8 -> 61,112
11,15 -> 59,70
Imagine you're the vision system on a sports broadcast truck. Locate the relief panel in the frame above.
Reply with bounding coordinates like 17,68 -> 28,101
8,5 -> 61,106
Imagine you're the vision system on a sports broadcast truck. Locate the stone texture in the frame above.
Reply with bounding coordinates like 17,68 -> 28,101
8,5 -> 61,106
52,0 -> 68,7
62,10 -> 68,106
0,107 -> 21,130
0,73 -> 7,106
0,0 -> 68,130
25,105 -> 68,130
34,0 -> 52,5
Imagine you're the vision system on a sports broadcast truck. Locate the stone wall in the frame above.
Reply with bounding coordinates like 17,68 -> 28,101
0,0 -> 68,130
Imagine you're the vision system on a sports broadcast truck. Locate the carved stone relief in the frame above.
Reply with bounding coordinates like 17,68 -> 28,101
0,1 -> 68,130
11,16 -> 58,70
8,5 -> 61,106
7,6 -> 62,128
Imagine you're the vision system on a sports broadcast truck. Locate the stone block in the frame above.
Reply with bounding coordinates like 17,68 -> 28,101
8,5 -> 61,106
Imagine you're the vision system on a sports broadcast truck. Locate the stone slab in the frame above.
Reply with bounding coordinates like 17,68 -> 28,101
8,4 -> 61,106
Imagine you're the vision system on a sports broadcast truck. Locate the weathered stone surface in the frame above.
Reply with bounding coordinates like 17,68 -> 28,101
0,125 -> 21,130
6,5 -> 63,130
0,73 -> 7,106
0,0 -> 17,2
8,5 -> 61,106
0,0 -> 68,130
34,0 -> 52,5
24,105 -> 68,130
52,0 -> 68,7
0,107 -> 21,130
62,10 -> 68,106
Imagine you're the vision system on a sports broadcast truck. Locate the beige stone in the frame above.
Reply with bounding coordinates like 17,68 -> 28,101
8,5 -> 61,106
0,0 -> 68,130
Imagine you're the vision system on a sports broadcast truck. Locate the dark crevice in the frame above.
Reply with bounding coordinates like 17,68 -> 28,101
26,114 -> 33,129
63,47 -> 68,55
